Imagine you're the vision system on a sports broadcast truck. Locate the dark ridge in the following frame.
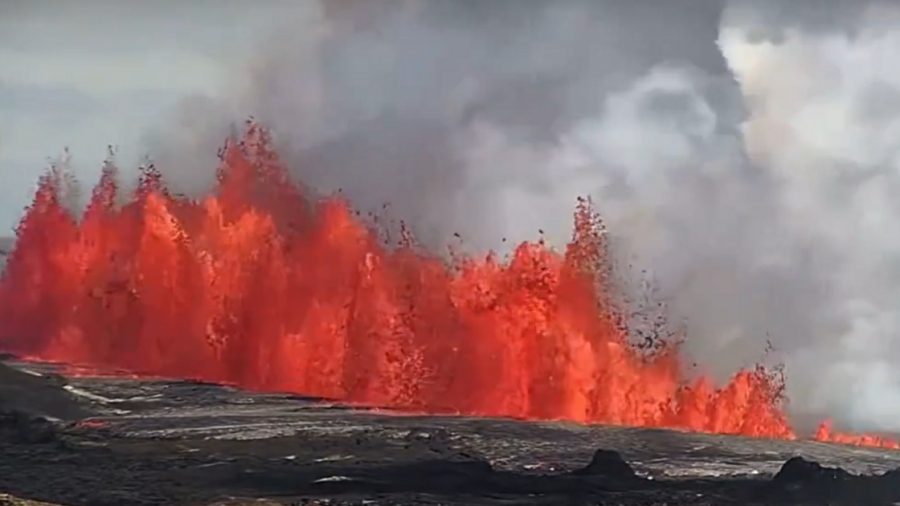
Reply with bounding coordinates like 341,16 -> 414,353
0,362 -> 89,421
761,455 -> 900,504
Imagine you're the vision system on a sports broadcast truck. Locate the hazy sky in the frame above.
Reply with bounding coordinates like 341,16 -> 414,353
0,1 -> 300,232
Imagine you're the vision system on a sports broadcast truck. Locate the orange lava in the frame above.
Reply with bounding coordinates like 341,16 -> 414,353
0,123 -> 892,448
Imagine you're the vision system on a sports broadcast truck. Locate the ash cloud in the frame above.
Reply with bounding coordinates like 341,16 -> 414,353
140,0 -> 900,432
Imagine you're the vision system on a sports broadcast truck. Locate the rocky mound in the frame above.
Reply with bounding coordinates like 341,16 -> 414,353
761,455 -> 900,504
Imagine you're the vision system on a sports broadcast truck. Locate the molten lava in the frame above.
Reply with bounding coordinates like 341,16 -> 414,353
0,124 -> 893,448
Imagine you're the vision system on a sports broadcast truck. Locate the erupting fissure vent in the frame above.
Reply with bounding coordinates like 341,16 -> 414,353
0,123 -> 892,448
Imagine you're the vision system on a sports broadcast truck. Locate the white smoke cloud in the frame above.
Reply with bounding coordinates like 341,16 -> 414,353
720,1 -> 900,430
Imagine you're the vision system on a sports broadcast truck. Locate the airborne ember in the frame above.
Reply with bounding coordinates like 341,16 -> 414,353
0,123 -> 892,448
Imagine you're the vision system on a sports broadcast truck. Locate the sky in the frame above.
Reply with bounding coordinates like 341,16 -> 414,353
0,1 -> 299,232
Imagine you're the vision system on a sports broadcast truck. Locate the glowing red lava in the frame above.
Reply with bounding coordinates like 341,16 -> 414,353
0,123 -> 894,448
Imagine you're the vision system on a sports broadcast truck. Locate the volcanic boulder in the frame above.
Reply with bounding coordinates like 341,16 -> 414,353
773,456 -> 851,486
572,449 -> 638,481
767,456 -> 868,504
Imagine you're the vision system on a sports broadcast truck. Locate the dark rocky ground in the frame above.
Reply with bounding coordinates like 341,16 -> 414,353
3,358 -> 900,505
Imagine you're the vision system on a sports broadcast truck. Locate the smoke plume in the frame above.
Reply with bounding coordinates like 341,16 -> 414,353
722,0 -> 900,430
134,0 -> 900,432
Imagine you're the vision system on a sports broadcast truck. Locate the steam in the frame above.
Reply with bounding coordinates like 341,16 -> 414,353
722,0 -> 900,430
135,0 -> 900,431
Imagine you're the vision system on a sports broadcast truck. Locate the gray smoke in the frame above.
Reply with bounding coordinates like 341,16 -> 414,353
139,0 -> 900,432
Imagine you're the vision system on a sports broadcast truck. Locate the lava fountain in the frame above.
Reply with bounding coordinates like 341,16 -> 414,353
0,123 -> 892,448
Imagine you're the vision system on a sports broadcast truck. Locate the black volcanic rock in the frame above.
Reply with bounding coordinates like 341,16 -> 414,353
769,456 -> 853,503
0,362 -> 88,421
572,449 -> 638,480
765,456 -> 900,505
0,410 -> 58,444
773,456 -> 851,486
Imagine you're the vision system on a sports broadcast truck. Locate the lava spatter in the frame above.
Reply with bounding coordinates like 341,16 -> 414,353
0,122 -> 890,448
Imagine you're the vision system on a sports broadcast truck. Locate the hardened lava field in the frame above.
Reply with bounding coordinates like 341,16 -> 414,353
1,358 -> 900,505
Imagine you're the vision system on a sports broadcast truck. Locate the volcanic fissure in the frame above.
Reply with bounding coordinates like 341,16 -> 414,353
0,124 -> 891,449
